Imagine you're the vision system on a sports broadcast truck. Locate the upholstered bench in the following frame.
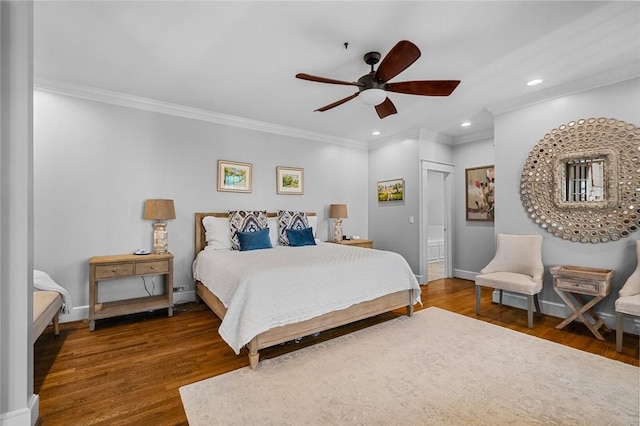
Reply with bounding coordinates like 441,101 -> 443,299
33,291 -> 62,343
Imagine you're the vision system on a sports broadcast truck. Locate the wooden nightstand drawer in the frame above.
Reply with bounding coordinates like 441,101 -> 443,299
94,263 -> 134,279
555,277 -> 602,295
135,260 -> 169,275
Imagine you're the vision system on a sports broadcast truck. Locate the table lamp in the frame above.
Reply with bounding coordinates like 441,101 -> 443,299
329,204 -> 348,243
144,199 -> 176,254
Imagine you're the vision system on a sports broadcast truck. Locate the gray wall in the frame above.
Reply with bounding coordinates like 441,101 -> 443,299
367,137 -> 420,272
493,77 -> 640,319
452,137 -> 496,277
34,91 -> 368,320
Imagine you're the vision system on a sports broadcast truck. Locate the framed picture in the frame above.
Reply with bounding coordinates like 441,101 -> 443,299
276,166 -> 304,195
377,178 -> 404,202
466,165 -> 495,221
217,160 -> 252,193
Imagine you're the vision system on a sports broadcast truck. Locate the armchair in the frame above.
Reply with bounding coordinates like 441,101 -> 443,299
615,240 -> 640,352
475,234 -> 544,328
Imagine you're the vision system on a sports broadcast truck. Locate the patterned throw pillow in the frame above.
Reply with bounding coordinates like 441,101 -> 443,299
228,210 -> 268,250
277,210 -> 309,245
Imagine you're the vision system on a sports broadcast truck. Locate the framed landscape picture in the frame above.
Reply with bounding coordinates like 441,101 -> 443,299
465,165 -> 494,221
217,160 -> 252,193
276,166 -> 304,195
377,178 -> 404,202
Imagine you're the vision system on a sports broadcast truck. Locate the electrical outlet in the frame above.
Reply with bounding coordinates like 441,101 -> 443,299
173,285 -> 189,292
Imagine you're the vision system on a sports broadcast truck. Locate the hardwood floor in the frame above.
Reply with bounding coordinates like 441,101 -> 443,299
34,278 -> 639,426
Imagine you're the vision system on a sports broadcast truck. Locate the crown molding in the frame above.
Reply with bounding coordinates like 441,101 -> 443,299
367,127 -> 456,150
33,77 -> 368,150
486,63 -> 640,117
452,129 -> 494,146
367,128 -> 421,150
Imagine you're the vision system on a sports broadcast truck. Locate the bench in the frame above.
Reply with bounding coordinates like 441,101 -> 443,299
33,291 -> 62,343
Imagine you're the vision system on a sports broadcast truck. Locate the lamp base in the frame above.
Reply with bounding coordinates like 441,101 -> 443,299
153,222 -> 169,254
333,219 -> 343,243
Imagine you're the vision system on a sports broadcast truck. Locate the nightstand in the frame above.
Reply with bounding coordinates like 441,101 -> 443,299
550,264 -> 613,340
332,239 -> 373,249
88,252 -> 173,331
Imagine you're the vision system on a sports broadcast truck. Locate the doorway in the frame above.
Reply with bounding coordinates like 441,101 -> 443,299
420,161 -> 454,284
426,170 -> 446,281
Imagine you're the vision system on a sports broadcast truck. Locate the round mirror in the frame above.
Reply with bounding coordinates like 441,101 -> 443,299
520,117 -> 640,243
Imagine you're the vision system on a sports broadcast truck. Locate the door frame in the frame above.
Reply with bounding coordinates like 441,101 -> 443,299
419,160 -> 455,283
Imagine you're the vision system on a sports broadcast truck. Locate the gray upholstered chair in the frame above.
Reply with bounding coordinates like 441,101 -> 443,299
475,233 -> 544,328
615,240 -> 640,352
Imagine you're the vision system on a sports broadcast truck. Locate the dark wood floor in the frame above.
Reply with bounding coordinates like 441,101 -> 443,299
34,278 -> 639,426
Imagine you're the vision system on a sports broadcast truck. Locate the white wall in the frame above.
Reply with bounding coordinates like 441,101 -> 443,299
493,77 -> 640,322
33,91 -> 369,321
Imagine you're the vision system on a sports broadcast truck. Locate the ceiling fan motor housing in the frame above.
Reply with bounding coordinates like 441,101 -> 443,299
358,72 -> 385,91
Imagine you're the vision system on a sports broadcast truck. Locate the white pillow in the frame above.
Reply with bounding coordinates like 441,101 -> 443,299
202,216 -> 232,250
307,215 -> 318,237
267,217 -> 279,246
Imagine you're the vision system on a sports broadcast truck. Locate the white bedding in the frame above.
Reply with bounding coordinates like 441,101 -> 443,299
193,242 -> 421,353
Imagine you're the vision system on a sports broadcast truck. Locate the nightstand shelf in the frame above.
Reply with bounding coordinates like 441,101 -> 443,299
88,252 -> 173,331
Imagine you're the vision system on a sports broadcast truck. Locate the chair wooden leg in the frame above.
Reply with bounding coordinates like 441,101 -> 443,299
527,295 -> 534,328
534,294 -> 542,317
499,289 -> 503,307
475,285 -> 482,315
616,312 -> 624,352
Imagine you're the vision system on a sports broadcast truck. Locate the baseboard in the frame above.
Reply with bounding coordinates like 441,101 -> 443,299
453,269 -> 476,281
0,394 -> 38,426
173,290 -> 197,305
59,290 -> 197,324
491,290 -> 640,335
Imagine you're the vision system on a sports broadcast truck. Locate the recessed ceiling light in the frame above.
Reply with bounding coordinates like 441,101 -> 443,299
372,130 -> 381,136
526,78 -> 543,86
461,122 -> 471,127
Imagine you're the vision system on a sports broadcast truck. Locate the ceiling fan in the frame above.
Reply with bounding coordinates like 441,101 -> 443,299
296,40 -> 461,119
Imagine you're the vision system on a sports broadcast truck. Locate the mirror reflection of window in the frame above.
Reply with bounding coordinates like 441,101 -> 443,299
565,158 -> 605,202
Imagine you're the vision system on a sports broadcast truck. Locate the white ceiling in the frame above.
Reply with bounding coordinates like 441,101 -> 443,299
33,1 -> 640,144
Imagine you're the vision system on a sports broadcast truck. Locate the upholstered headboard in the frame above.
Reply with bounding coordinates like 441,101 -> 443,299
194,212 -> 317,256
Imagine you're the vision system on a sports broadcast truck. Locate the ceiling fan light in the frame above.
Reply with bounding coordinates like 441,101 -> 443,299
359,88 -> 387,106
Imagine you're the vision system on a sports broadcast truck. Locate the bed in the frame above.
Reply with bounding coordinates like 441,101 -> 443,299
193,211 -> 421,368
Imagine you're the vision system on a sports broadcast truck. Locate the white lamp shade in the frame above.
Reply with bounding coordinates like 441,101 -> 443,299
359,89 -> 387,106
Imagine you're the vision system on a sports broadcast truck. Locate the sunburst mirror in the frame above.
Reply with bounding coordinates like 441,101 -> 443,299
520,117 -> 640,243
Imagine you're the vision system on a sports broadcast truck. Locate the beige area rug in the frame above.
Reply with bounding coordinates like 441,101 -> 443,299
180,307 -> 639,425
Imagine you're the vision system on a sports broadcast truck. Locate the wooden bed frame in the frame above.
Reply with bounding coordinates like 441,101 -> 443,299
194,212 -> 415,369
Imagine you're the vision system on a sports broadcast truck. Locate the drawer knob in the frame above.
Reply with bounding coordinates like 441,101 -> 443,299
112,269 -> 117,272
150,266 -> 155,269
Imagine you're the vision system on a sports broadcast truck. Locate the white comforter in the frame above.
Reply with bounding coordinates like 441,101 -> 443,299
193,242 -> 421,353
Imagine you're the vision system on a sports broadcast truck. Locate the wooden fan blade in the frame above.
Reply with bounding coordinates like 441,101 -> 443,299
375,97 -> 397,119
296,73 -> 362,87
314,92 -> 359,112
385,80 -> 461,96
374,40 -> 421,83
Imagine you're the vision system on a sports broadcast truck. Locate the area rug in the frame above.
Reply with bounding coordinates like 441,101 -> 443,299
180,307 -> 639,425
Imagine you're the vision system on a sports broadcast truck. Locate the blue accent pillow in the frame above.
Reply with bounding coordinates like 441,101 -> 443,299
286,227 -> 316,247
237,228 -> 273,251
